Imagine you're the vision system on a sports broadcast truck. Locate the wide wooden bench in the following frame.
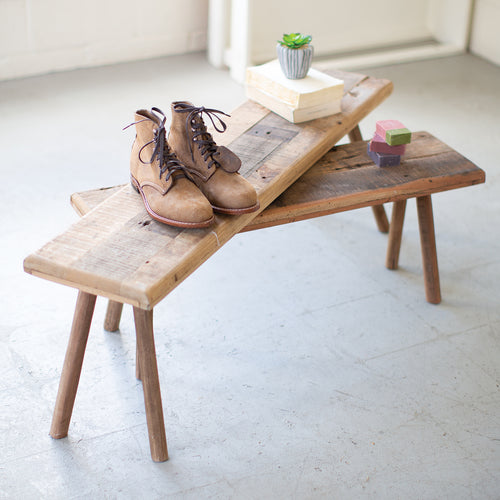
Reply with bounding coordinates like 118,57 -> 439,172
75,131 -> 485,311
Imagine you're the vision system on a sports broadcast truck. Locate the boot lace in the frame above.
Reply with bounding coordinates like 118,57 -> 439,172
173,102 -> 230,170
125,107 -> 189,182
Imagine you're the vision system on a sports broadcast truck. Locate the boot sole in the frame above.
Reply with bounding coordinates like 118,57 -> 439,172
211,201 -> 260,215
130,176 -> 215,229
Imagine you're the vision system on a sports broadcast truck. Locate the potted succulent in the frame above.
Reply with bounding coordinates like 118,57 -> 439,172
276,33 -> 313,80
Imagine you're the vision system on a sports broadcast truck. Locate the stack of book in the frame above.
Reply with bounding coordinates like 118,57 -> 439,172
245,59 -> 344,123
367,119 -> 412,166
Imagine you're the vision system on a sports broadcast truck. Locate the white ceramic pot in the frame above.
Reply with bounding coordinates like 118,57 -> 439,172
276,43 -> 314,79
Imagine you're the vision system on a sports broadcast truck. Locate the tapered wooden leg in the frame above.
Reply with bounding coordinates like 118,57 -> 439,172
348,125 -> 363,142
133,307 -> 168,462
104,300 -> 124,332
416,195 -> 441,304
50,291 -> 97,439
386,200 -> 407,269
348,125 -> 389,233
372,204 -> 390,233
136,341 -> 142,381
103,300 -> 139,377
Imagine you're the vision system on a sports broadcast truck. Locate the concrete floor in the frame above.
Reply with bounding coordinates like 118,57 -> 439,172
1,52 -> 499,499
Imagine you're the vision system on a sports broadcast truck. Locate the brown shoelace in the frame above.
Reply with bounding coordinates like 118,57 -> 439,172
173,102 -> 230,170
125,107 -> 190,182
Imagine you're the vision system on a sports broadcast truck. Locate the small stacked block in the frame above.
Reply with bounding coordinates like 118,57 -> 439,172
368,119 -> 411,166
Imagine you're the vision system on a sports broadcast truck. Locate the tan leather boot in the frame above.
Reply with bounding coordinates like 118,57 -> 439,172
128,108 -> 214,228
168,101 -> 260,215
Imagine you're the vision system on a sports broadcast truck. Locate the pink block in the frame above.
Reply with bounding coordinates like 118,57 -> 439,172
376,119 -> 406,134
370,133 -> 406,155
376,119 -> 411,146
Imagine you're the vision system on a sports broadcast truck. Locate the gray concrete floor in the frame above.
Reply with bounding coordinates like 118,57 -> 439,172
1,52 -> 499,499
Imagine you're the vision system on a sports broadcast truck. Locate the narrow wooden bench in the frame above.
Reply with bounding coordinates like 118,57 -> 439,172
24,70 -> 393,461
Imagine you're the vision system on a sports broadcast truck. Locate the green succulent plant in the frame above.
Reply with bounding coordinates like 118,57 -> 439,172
277,33 -> 312,49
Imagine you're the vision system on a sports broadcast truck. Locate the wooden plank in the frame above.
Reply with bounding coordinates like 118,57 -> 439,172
70,186 -> 123,217
24,70 -> 393,310
246,131 -> 485,230
72,131 -> 485,237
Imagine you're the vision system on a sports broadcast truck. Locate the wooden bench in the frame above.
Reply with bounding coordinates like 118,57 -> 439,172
29,127 -> 484,462
23,70 -> 404,462
75,131 -> 485,308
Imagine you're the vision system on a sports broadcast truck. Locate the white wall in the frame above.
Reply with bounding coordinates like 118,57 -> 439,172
470,0 -> 500,66
219,0 -> 474,81
248,0 -> 433,64
0,0 -> 209,81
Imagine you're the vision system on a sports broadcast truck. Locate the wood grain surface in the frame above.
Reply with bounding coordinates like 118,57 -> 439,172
63,130 -> 485,308
246,131 -> 485,230
74,132 -> 485,238
24,70 -> 394,310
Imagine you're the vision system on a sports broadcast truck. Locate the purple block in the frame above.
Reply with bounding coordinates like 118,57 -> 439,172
367,143 -> 401,167
369,133 -> 406,155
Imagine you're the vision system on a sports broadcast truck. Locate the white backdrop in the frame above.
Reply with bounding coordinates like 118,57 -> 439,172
0,0 -> 209,81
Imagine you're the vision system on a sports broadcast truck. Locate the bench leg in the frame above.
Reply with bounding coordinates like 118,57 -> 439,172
133,307 -> 168,462
348,125 -> 363,142
136,341 -> 142,381
103,300 -> 141,379
416,195 -> 441,304
348,125 -> 389,233
372,205 -> 390,233
386,200 -> 407,270
50,291 -> 97,439
103,300 -> 142,379
104,300 -> 124,332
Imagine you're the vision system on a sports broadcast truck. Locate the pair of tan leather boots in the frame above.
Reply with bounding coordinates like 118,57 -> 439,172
129,102 -> 259,228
